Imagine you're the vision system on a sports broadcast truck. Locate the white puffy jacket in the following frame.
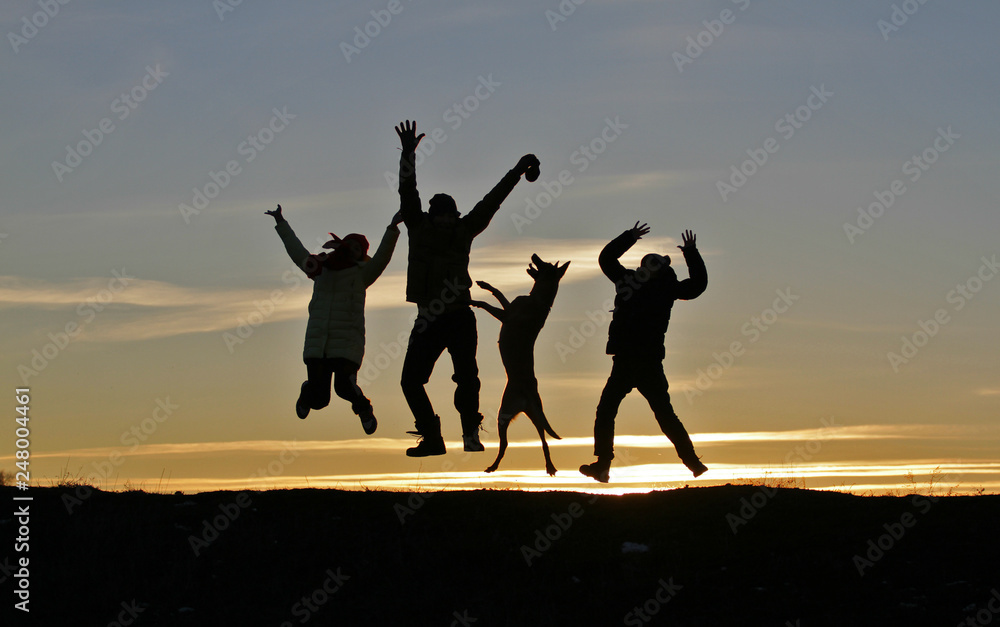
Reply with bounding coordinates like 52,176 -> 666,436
276,220 -> 399,364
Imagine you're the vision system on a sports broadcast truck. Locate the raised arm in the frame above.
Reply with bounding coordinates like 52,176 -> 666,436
361,211 -> 403,287
396,120 -> 425,230
674,230 -> 708,300
463,154 -> 539,236
268,204 -> 311,272
265,204 -> 283,223
599,222 -> 648,283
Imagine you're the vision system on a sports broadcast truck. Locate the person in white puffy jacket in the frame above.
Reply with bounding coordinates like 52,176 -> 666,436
266,204 -> 401,434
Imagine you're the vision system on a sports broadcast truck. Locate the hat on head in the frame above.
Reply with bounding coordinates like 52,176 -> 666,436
428,194 -> 459,217
322,233 -> 370,256
341,233 -> 369,256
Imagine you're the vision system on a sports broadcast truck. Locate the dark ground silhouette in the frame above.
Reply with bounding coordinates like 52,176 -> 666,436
7,485 -> 999,626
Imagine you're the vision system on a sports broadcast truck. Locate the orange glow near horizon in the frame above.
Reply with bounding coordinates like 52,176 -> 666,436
9,425 -> 998,497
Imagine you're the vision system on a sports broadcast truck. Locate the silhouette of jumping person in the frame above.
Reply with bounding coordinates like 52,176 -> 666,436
394,120 -> 540,457
266,203 -> 401,434
580,223 -> 709,482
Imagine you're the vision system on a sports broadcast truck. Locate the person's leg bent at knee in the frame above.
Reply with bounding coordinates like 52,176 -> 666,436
331,358 -> 376,435
298,358 -> 335,419
636,363 -> 707,477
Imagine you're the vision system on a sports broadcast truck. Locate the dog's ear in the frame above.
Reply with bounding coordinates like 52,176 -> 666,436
557,260 -> 570,278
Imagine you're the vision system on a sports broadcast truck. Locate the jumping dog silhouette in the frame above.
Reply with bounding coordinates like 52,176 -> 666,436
471,255 -> 569,476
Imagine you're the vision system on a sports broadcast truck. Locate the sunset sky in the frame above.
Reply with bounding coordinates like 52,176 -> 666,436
2,1 -> 998,495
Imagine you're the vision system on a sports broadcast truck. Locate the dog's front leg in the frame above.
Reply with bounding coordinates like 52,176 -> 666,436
484,413 -> 514,473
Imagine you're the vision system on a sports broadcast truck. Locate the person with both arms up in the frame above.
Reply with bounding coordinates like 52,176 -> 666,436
581,222 -> 709,483
394,119 -> 540,457
266,203 -> 401,434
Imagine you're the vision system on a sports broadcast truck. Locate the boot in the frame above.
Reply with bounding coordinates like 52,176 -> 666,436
406,435 -> 445,457
580,457 -> 611,483
461,413 -> 485,452
354,399 -> 377,435
406,415 -> 445,457
296,382 -> 310,419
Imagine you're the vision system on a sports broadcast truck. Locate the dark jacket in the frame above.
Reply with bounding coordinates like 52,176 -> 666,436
398,149 -> 520,309
600,230 -> 707,360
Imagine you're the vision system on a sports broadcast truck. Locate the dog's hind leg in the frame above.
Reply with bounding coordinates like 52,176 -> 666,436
484,412 -> 515,473
526,404 -> 558,476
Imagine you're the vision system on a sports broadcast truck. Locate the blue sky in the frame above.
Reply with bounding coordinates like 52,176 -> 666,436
2,1 -> 998,493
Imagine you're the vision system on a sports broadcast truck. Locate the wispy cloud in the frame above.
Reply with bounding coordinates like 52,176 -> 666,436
0,275 -> 263,309
17,424 -> 994,463
1,236 -> 686,343
0,274 -> 310,341
568,171 -> 692,195
469,236 -> 680,284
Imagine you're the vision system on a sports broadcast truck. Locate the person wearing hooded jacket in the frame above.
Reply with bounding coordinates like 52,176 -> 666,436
266,203 -> 401,434
394,120 -> 540,457
580,222 -> 709,483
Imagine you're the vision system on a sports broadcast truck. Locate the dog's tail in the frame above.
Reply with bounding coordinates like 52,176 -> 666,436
541,417 -> 561,440
526,405 -> 561,440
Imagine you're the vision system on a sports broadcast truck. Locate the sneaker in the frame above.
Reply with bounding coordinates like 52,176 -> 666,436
580,461 -> 610,483
296,382 -> 310,419
358,406 -> 377,435
463,432 -> 484,452
406,436 -> 446,457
